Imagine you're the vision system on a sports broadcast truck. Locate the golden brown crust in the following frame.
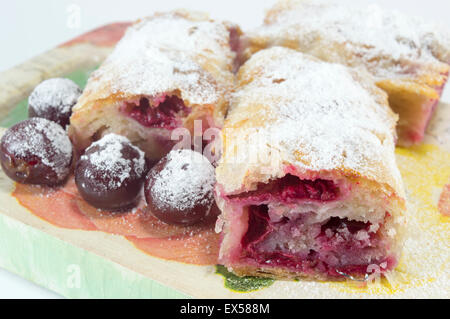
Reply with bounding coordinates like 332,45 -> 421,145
376,79 -> 445,145
215,47 -> 406,280
229,265 -> 344,281
217,47 -> 404,198
246,0 -> 450,146
69,10 -> 239,157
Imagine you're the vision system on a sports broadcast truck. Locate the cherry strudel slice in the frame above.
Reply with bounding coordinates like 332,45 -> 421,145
215,47 -> 406,280
69,10 -> 242,161
246,0 -> 450,146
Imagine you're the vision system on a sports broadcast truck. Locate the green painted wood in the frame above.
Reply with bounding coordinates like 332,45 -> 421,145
0,213 -> 189,298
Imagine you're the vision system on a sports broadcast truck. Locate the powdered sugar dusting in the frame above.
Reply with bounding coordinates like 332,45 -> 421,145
219,47 -> 403,195
252,0 -> 450,79
81,133 -> 145,191
81,11 -> 235,106
150,149 -> 215,211
2,118 -> 72,179
29,78 -> 81,114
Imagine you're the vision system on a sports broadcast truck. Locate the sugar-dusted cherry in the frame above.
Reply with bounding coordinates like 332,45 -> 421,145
144,149 -> 216,226
0,118 -> 73,185
28,78 -> 82,128
75,133 -> 147,211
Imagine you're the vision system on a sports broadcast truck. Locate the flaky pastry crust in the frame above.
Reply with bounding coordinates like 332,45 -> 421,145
215,47 -> 406,280
69,10 -> 240,159
246,0 -> 450,145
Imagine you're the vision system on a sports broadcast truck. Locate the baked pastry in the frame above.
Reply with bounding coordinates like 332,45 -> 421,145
69,10 -> 241,161
215,47 -> 406,280
246,0 -> 450,146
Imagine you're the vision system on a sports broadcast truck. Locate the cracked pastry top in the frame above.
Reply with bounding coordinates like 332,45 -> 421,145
69,10 -> 242,161
246,0 -> 450,146
215,47 -> 406,280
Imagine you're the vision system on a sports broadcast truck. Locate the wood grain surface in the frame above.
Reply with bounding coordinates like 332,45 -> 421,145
0,22 -> 448,299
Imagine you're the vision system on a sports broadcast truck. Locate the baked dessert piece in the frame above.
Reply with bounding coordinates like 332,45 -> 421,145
69,10 -> 241,161
246,0 -> 450,146
215,47 -> 406,280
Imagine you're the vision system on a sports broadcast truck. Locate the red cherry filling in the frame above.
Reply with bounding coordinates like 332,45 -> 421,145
228,26 -> 243,72
0,118 -> 73,186
75,134 -> 147,211
320,216 -> 370,235
144,149 -> 215,226
240,205 -> 391,278
231,174 -> 339,203
124,96 -> 190,129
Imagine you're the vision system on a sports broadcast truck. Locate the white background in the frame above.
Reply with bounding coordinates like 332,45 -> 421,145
0,0 -> 449,298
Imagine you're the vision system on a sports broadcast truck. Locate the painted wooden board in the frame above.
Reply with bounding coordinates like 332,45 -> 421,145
0,23 -> 449,299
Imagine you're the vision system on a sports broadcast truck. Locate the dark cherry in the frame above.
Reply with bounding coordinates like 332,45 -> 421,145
28,78 -> 82,128
75,133 -> 147,211
144,149 -> 216,226
0,118 -> 73,186
124,96 -> 190,129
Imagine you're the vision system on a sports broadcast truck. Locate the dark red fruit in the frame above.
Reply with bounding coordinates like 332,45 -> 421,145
0,118 -> 73,186
124,96 -> 190,129
231,174 -> 339,203
144,149 -> 215,226
75,134 -> 147,211
28,78 -> 82,128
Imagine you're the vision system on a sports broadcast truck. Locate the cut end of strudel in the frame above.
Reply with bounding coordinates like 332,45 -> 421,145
215,47 -> 406,280
69,10 -> 242,161
246,0 -> 450,146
